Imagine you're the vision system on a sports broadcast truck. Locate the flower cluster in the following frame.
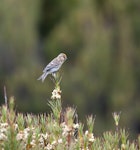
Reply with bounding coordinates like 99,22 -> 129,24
0,120 -> 93,150
0,73 -> 137,150
85,130 -> 95,143
0,123 -> 8,141
51,88 -> 61,99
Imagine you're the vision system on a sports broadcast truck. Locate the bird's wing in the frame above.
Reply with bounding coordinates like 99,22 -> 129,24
43,58 -> 60,72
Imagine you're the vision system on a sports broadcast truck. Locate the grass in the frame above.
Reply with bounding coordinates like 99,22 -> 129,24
0,74 -> 140,150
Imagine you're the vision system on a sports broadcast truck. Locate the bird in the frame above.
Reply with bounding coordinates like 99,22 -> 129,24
38,53 -> 67,82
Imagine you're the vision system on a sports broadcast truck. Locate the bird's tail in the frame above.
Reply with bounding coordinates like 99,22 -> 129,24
37,72 -> 48,82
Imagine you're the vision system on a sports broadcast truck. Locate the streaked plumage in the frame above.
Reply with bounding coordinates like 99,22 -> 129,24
38,53 -> 67,82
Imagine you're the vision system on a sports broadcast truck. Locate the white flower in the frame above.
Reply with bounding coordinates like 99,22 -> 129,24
39,133 -> 48,146
0,123 -> 8,128
43,133 -> 48,139
24,127 -> 30,133
73,123 -> 79,129
58,138 -> 62,144
88,133 -> 95,142
32,132 -> 36,139
46,143 -> 53,150
75,139 -> 78,142
0,128 -> 7,133
31,139 -> 36,147
16,131 -> 24,141
84,130 -> 95,142
14,123 -> 18,130
51,140 -> 56,145
0,133 -> 7,141
62,124 -> 72,136
85,130 -> 88,135
51,88 -> 61,99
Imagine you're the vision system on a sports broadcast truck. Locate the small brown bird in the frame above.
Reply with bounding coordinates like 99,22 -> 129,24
38,53 -> 67,82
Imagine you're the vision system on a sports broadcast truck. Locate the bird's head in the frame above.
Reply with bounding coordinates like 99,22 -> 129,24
58,53 -> 67,62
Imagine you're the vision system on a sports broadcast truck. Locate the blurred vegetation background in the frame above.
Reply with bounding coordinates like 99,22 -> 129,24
0,0 -> 140,137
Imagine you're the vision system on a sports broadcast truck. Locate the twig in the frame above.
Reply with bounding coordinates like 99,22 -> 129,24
4,86 -> 8,107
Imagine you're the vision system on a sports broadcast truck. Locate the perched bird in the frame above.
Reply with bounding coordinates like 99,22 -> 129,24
38,53 -> 67,82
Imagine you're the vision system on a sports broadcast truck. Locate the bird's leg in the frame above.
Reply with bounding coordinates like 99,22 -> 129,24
52,72 -> 56,79
51,72 -> 62,88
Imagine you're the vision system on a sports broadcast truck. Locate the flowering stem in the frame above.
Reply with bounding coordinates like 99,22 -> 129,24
48,73 -> 63,122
